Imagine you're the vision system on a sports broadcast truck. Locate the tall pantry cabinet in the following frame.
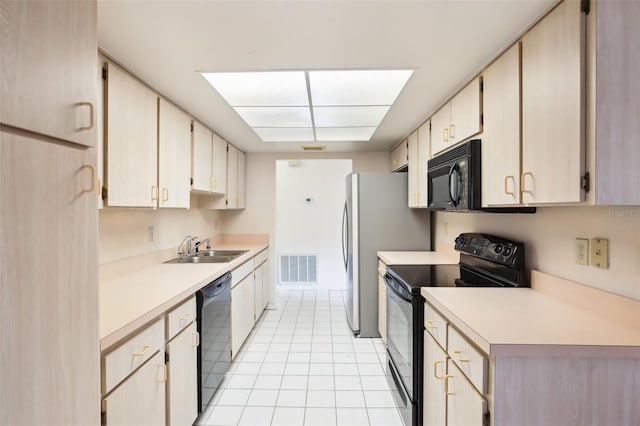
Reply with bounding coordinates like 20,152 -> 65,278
0,1 -> 100,425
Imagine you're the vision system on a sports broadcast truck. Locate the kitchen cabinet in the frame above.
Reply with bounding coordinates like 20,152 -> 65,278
231,275 -> 255,358
254,262 -> 264,321
254,249 -> 270,318
237,150 -> 246,209
158,98 -> 191,208
166,321 -> 198,426
192,122 -> 227,195
431,77 -> 482,156
102,351 -> 167,426
481,44 -> 522,206
377,260 -> 387,344
103,61 -> 158,207
204,143 -> 246,209
260,259 -> 271,311
423,333 -> 447,426
0,0 -> 97,148
390,139 -> 408,171
446,360 -> 487,426
408,122 -> 430,208
521,0 -> 585,204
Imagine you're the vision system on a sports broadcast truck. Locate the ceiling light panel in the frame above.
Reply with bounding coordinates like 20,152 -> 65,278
316,127 -> 377,142
313,106 -> 390,127
253,127 -> 315,142
309,70 -> 413,106
202,71 -> 308,106
234,107 -> 312,127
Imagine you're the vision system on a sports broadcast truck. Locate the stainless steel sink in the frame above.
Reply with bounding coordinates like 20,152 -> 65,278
164,249 -> 248,264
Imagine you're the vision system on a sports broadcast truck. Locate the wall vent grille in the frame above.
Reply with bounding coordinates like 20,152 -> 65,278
279,254 -> 318,285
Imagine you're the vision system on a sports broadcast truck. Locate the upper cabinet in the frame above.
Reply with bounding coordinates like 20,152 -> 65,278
204,143 -> 246,210
158,98 -> 191,208
103,62 -> 158,208
521,0 -> 586,204
482,44 -> 522,207
408,122 -> 430,208
390,139 -> 408,171
431,77 -> 482,157
0,0 -> 97,148
237,150 -> 247,209
191,122 -> 227,195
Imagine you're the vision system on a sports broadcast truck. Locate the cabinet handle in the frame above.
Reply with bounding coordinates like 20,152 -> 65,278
157,363 -> 167,383
77,101 -> 94,131
504,175 -> 515,196
443,128 -> 449,142
80,165 -> 96,194
97,178 -> 102,196
434,360 -> 445,379
162,188 -> 169,202
425,320 -> 437,329
452,350 -> 469,362
444,375 -> 455,395
193,331 -> 200,347
449,124 -> 455,139
152,186 -> 159,201
132,345 -> 151,357
521,172 -> 534,195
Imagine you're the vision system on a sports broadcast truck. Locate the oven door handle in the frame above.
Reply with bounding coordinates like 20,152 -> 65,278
385,273 -> 413,303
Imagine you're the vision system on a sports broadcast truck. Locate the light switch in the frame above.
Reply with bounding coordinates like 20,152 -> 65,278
575,238 -> 588,265
591,238 -> 609,269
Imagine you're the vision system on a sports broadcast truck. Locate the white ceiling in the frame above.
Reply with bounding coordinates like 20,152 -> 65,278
97,0 -> 556,153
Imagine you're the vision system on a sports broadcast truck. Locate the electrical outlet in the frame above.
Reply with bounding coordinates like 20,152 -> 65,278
148,226 -> 154,242
575,238 -> 589,265
591,238 -> 609,269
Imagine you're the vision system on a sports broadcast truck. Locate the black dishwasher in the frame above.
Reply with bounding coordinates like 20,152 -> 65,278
196,272 -> 232,412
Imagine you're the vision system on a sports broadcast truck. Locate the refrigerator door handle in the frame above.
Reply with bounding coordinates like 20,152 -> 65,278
342,202 -> 348,270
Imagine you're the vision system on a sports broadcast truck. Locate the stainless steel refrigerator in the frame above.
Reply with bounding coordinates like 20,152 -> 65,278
341,173 -> 431,337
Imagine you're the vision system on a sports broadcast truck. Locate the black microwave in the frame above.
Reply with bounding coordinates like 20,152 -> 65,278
427,139 -> 535,213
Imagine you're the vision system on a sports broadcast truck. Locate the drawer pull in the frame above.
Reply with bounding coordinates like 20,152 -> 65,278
452,350 -> 470,362
158,364 -> 167,383
444,375 -> 455,395
132,345 -> 151,357
181,313 -> 192,321
193,331 -> 200,348
434,360 -> 445,379
425,320 -> 437,329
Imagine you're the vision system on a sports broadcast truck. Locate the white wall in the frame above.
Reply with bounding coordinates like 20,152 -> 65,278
99,195 -> 221,264
434,206 -> 640,300
275,159 -> 352,289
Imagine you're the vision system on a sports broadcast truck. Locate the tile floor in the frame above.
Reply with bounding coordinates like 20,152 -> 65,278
196,289 -> 403,426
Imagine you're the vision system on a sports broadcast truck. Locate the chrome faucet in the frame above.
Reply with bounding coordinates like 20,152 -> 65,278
194,238 -> 211,253
177,235 -> 198,258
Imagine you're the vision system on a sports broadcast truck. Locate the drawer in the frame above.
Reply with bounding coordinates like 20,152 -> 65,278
424,303 -> 447,349
377,260 -> 387,277
255,248 -> 268,266
102,318 -> 164,394
167,296 -> 196,340
231,258 -> 255,287
447,325 -> 488,394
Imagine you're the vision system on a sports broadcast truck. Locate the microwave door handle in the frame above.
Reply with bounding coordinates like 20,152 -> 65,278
448,164 -> 460,207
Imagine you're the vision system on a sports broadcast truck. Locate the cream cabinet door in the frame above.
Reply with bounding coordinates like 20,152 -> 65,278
261,259 -> 270,311
521,0 -> 585,204
231,277 -> 255,358
166,322 -> 198,426
423,333 -> 447,426
211,133 -> 227,194
407,130 -> 419,207
390,140 -> 408,171
226,144 -> 239,209
1,133 -> 99,425
482,44 -> 521,206
430,104 -> 451,156
416,120 -> 430,207
237,150 -> 246,209
158,98 -> 191,208
0,0 -> 97,148
191,121 -> 213,193
254,266 -> 263,321
446,360 -> 487,426
103,351 -> 166,426
449,77 -> 482,146
104,62 -> 158,207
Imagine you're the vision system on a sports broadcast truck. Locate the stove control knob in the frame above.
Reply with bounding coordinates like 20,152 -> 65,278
503,246 -> 513,257
454,235 -> 466,247
494,244 -> 503,254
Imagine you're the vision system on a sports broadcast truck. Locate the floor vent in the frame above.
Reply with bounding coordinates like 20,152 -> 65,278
279,254 -> 318,285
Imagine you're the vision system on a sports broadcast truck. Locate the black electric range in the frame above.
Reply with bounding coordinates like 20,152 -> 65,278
384,233 -> 527,426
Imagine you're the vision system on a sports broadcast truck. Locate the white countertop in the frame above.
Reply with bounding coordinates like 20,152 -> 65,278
99,236 -> 269,351
422,270 -> 640,358
377,249 -> 459,265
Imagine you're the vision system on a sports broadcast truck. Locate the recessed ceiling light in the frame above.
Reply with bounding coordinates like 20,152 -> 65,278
201,69 -> 413,143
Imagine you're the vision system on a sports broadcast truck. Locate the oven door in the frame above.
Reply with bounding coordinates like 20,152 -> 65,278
385,272 -> 414,401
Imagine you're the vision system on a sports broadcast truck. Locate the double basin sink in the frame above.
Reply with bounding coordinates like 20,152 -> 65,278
164,249 -> 248,264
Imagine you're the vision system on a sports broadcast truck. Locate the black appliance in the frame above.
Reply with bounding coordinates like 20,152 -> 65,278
384,233 -> 527,426
427,139 -> 535,213
196,272 -> 232,413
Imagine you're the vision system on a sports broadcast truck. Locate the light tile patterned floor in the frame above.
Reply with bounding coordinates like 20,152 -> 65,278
196,289 -> 403,426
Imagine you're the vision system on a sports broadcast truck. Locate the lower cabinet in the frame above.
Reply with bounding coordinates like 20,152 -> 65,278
446,360 -> 487,426
166,321 -> 198,426
423,332 -> 447,426
102,351 -> 167,426
254,264 -> 263,322
261,259 -> 270,311
231,275 -> 255,358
